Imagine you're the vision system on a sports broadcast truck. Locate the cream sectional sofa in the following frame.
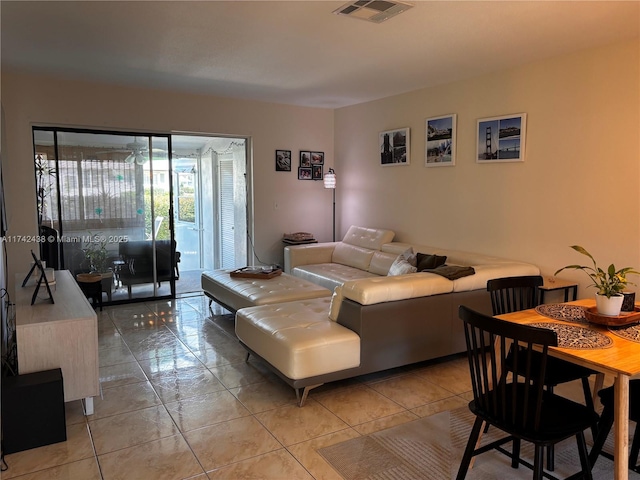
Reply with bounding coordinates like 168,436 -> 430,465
236,226 -> 539,405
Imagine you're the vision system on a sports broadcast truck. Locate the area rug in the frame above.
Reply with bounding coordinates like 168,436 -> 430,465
318,407 -> 640,479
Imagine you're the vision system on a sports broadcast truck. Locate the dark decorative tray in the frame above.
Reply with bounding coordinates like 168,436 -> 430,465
584,305 -> 640,327
230,267 -> 282,279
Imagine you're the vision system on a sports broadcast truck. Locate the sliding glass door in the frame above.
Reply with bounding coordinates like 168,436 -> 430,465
33,128 -> 177,302
33,128 -> 250,304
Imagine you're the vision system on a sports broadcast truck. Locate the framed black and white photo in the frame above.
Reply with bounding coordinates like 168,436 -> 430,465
425,114 -> 456,167
300,151 -> 311,167
275,149 -> 291,171
312,165 -> 323,180
476,113 -> 526,163
298,167 -> 312,180
379,127 -> 410,166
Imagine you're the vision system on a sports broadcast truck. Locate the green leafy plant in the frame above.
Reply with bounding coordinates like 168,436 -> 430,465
82,232 -> 110,273
555,245 -> 640,298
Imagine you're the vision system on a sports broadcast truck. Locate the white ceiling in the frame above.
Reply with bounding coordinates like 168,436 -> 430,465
1,1 -> 639,109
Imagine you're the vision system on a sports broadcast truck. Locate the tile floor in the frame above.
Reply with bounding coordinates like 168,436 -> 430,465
2,293 -> 595,480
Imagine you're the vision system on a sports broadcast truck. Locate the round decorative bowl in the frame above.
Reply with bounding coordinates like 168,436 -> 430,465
584,305 -> 640,327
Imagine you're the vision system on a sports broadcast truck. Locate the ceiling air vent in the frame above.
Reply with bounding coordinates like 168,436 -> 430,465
333,0 -> 413,24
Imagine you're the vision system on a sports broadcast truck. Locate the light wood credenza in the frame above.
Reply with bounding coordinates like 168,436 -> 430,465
15,270 -> 99,415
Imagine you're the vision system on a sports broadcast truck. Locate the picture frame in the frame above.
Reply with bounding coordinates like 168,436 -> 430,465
298,167 -> 312,180
310,152 -> 324,165
299,151 -> 311,167
312,165 -> 323,180
425,114 -> 456,167
275,150 -> 291,172
476,113 -> 526,163
23,250 -> 54,305
379,127 -> 410,166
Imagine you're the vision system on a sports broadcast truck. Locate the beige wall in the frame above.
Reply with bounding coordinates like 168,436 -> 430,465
2,39 -> 639,298
1,73 -> 334,287
334,40 -> 640,295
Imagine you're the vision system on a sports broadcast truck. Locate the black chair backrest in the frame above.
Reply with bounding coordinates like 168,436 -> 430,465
487,275 -> 543,315
459,304 -> 558,432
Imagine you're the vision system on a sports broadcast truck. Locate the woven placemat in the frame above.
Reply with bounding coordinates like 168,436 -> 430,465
529,322 -> 612,349
535,304 -> 588,324
609,323 -> 640,344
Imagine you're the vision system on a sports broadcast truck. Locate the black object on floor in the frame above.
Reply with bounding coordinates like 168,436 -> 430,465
1,368 -> 67,454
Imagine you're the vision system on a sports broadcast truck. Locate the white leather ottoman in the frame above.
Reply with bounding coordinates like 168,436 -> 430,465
201,269 -> 332,312
235,297 -> 360,406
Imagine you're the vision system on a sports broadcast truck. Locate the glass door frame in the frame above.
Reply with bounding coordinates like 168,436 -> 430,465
32,126 -> 176,305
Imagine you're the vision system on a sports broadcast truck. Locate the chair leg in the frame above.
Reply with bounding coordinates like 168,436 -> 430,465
581,376 -> 595,411
546,385 -> 555,471
629,422 -> 640,470
456,416 -> 484,480
589,406 -> 614,467
576,432 -> 594,480
533,445 -> 545,480
511,438 -> 521,468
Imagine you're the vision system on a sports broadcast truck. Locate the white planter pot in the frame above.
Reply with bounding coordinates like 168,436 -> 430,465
595,293 -> 624,316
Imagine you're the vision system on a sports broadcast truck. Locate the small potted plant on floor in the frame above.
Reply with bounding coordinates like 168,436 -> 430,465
555,245 -> 639,316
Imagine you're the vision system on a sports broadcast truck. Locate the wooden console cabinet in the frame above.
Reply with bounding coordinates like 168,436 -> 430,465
15,270 -> 99,415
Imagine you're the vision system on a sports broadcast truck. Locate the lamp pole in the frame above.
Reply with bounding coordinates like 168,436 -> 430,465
324,168 -> 336,242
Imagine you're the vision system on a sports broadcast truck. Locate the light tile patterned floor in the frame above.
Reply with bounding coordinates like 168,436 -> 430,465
2,293 -> 595,479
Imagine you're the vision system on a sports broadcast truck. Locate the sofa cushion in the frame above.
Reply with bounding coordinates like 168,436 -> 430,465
235,298 -> 360,380
452,263 -> 540,292
292,263 -> 379,291
201,270 -> 331,311
416,252 -> 447,271
368,251 -> 398,275
332,243 -> 376,270
341,273 -> 453,305
342,225 -> 395,250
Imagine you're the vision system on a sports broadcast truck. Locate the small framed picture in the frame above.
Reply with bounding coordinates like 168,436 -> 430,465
298,167 -> 312,180
379,127 -> 410,166
425,114 -> 456,167
300,151 -> 311,167
310,152 -> 324,165
476,113 -> 526,163
312,165 -> 323,180
275,150 -> 291,171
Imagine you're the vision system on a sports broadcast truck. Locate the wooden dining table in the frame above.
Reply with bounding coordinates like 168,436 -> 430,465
497,298 -> 640,480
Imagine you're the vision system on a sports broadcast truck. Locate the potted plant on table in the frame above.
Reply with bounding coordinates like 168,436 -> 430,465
555,245 -> 639,316
81,233 -> 113,293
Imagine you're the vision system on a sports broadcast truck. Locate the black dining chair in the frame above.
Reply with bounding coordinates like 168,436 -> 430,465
589,379 -> 640,472
456,305 -> 599,480
488,275 -> 599,470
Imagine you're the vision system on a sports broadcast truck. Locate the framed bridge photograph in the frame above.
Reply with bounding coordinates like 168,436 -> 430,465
476,113 -> 526,163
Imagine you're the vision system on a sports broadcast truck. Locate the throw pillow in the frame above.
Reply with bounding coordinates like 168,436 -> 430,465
399,247 -> 417,267
388,255 -> 418,276
416,252 -> 447,271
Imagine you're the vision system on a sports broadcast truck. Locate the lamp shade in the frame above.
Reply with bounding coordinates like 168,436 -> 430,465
324,168 -> 336,189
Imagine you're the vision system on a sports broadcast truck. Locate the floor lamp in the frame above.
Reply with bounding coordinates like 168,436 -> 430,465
324,168 -> 336,242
